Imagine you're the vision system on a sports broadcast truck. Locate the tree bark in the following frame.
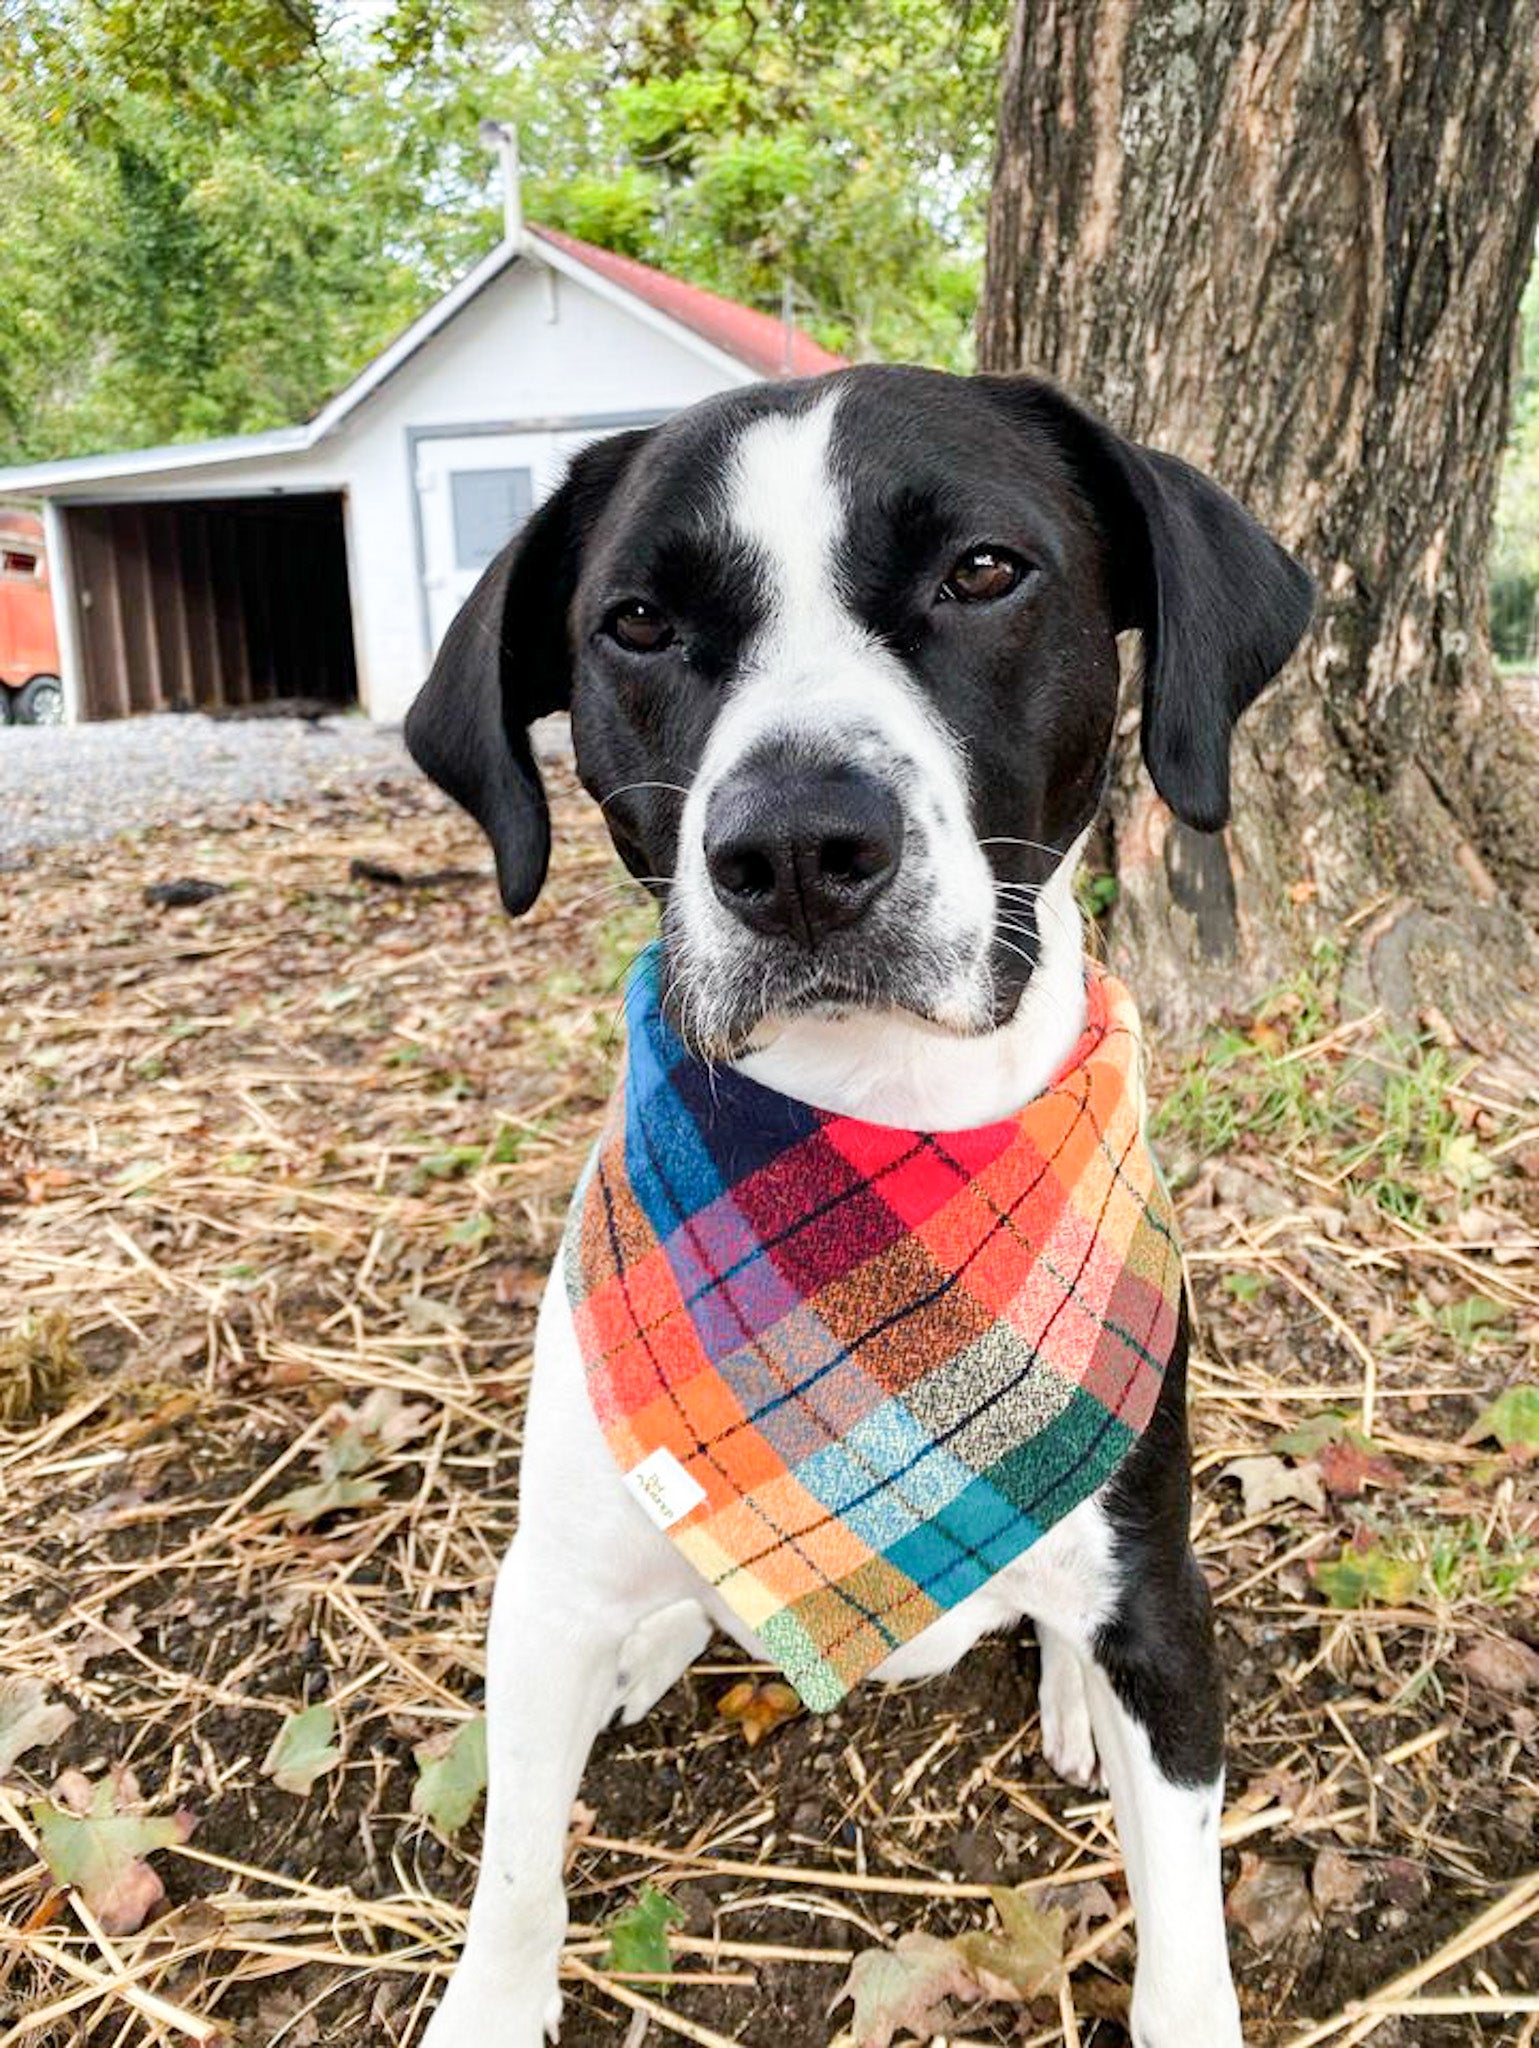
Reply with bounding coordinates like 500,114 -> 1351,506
980,0 -> 1539,1081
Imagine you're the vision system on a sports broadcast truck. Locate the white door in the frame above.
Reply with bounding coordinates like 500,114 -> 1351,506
416,431 -> 565,653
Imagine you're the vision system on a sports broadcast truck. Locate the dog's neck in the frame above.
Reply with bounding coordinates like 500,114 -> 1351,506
734,855 -> 1089,1130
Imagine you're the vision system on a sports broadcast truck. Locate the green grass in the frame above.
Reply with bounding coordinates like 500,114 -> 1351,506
1153,943 -> 1519,1225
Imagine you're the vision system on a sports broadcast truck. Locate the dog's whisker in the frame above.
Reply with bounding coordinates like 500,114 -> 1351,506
977,835 -> 1066,858
597,782 -> 692,807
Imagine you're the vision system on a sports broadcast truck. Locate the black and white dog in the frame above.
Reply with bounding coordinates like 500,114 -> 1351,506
404,367 -> 1312,2047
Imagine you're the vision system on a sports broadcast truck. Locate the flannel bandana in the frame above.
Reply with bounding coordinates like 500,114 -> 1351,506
565,945 -> 1180,1711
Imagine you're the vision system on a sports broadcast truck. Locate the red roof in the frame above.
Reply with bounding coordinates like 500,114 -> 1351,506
528,225 -> 847,380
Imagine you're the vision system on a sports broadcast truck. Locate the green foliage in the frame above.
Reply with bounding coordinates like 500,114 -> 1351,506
1311,1522 -> 1533,1611
1153,943 -> 1513,1228
1312,1542 -> 1423,1610
1468,1384 -> 1539,1450
0,0 -> 1005,464
411,1714 -> 487,1835
604,1883 -> 684,1977
261,1703 -> 342,1794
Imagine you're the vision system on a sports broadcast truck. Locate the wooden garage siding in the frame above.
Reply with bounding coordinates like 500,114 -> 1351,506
67,496 -> 357,719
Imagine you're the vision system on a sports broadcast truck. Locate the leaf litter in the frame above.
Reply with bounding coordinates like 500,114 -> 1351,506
32,1767 -> 195,1935
0,750 -> 1534,2044
262,1704 -> 343,1796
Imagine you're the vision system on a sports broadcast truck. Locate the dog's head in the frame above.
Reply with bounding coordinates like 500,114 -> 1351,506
406,367 -> 1312,1055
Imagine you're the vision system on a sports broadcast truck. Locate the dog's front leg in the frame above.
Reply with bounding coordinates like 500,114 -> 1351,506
1082,1565 -> 1241,2048
425,1284 -> 710,2046
422,1530 -> 622,2044
1084,1302 -> 1242,2047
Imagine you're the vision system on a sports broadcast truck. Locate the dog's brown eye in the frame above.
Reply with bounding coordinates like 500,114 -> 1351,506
943,546 -> 1024,603
607,601 -> 674,653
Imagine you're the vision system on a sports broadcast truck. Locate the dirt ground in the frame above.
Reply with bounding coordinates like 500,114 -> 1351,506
0,758 -> 1535,2047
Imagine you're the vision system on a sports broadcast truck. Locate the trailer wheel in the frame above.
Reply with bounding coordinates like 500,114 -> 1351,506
14,674 -> 63,725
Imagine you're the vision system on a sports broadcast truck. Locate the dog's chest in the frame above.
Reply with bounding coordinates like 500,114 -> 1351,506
558,948 -> 1174,1711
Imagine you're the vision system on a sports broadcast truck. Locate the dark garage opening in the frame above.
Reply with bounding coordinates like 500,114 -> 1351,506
66,493 -> 358,720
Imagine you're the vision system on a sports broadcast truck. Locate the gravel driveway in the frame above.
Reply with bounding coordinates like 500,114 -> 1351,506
0,712 -> 414,861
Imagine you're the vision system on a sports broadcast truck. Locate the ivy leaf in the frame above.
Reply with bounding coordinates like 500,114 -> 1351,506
261,1704 -> 341,1795
1271,1410 -> 1353,1458
32,1768 -> 194,1934
323,1388 -> 432,1472
952,1886 -> 1067,1999
1312,1543 -> 1423,1608
604,1883 -> 683,1978
274,1389 -> 431,1526
274,1472 -> 385,1528
716,1678 -> 802,1747
411,1715 -> 487,1837
1467,1385 -> 1539,1451
830,1931 -> 977,2048
1312,1437 -> 1402,1498
0,1677 -> 75,1778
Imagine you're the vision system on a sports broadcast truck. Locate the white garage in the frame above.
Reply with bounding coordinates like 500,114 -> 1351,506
0,226 -> 842,725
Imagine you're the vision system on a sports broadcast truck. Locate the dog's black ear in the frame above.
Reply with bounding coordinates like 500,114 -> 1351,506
404,429 -> 651,913
982,377 -> 1314,831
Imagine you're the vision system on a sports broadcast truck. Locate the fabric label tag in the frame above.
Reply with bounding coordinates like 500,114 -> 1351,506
625,1448 -> 707,1531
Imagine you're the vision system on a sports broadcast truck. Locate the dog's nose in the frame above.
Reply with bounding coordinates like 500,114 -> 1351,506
704,769 -> 903,944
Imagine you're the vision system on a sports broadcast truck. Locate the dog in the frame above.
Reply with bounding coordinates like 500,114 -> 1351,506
403,365 -> 1313,2047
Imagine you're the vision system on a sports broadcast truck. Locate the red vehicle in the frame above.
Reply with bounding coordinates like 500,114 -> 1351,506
0,510 -> 63,724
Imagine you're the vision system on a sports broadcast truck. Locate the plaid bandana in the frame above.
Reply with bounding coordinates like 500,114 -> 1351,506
565,945 -> 1180,1711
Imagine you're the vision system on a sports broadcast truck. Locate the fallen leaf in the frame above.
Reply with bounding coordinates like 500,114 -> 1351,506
831,1932 -> 978,2048
275,1389 -> 433,1526
1311,1847 -> 1371,1915
1459,1634 -> 1539,1697
0,1678 -> 74,1777
1454,1204 -> 1532,1263
253,1988 -> 322,2048
1040,1878 -> 1119,1945
492,1262 -> 546,1309
1313,1437 -> 1402,1498
411,1715 -> 486,1836
1467,1385 -> 1539,1450
1271,1410 -> 1354,1458
261,1704 -> 341,1795
1311,1542 -> 1423,1609
32,1768 -> 194,1934
1221,1455 -> 1326,1518
604,1883 -> 683,1978
716,1678 -> 802,1747
1226,1854 -> 1314,1949
1381,1857 -> 1429,1909
953,1886 -> 1067,1999
326,1388 -> 433,1468
275,1472 -> 385,1527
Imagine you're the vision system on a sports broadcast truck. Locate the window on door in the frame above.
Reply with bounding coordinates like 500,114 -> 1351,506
450,468 -> 534,571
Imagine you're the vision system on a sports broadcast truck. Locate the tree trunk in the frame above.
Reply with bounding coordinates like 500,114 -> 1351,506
980,0 -> 1539,1082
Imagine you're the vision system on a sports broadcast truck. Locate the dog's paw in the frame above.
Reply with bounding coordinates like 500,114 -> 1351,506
421,1974 -> 563,2046
1132,1973 -> 1244,2048
1037,1638 -> 1103,1789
